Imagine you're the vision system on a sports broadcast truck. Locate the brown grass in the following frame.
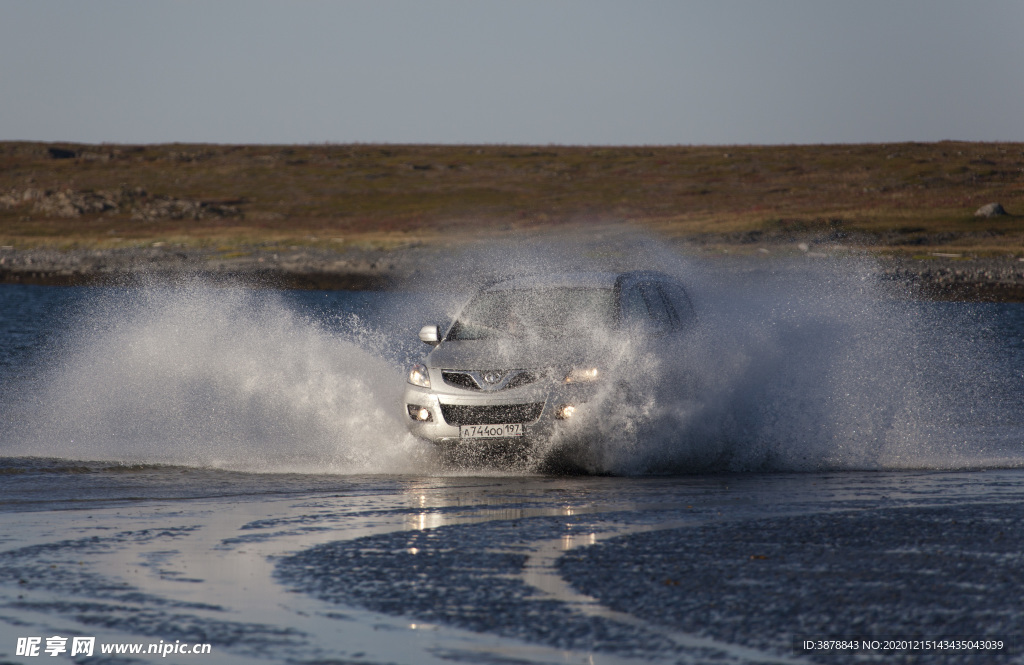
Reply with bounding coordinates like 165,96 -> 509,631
2,141 -> 1022,254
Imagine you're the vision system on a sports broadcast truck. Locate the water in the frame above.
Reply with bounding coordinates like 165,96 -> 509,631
1,254 -> 1023,474
2,256 -> 1024,663
2,462 -> 1024,664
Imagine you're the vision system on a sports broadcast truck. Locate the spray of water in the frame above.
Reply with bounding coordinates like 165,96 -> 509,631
3,281 -> 429,473
2,233 -> 1021,475
535,242 -> 1023,473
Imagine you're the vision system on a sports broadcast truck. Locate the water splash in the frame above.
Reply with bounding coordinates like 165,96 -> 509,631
538,247 -> 1024,473
3,282 -> 430,473
2,236 -> 1022,476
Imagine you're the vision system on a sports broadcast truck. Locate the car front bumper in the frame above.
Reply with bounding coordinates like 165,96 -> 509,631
402,381 -> 597,445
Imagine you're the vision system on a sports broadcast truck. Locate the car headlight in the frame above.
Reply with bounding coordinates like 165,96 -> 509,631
408,363 -> 431,388
563,367 -> 599,384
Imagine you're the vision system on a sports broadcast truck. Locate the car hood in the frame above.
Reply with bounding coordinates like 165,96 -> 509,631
426,337 -> 599,371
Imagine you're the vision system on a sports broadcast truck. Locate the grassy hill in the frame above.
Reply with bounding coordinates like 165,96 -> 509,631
1,141 -> 1022,255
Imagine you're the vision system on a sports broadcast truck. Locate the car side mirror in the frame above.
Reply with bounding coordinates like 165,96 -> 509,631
418,325 -> 441,346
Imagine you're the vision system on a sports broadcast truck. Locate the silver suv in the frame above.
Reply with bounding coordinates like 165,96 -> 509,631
403,271 -> 696,449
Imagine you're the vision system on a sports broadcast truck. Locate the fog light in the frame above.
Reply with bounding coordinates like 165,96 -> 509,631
555,404 -> 576,420
407,405 -> 433,422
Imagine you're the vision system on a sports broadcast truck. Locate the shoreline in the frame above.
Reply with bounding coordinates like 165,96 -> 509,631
3,243 -> 1024,300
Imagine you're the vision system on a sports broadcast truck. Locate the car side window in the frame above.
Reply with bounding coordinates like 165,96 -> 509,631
641,283 -> 673,332
620,284 -> 647,325
621,282 -> 672,334
659,282 -> 696,330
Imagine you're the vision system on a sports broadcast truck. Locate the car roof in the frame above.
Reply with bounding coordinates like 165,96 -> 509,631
481,270 -> 684,293
482,271 -> 622,292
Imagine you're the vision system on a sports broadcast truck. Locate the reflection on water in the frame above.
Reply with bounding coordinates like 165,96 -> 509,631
561,532 -> 598,550
404,506 -> 600,531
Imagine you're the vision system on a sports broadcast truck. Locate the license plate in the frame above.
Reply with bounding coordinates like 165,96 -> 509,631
459,424 -> 524,439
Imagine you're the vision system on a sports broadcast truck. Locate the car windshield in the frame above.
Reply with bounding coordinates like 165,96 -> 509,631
448,287 -> 615,340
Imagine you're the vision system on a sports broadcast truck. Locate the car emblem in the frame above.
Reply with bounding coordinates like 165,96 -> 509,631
483,371 -> 503,385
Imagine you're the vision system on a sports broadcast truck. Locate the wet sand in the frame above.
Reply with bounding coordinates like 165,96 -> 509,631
1,460 -> 1021,664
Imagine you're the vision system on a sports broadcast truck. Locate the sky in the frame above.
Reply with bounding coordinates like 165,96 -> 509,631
2,0 -> 1023,146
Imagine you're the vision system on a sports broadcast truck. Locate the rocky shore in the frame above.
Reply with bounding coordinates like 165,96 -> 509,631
2,243 -> 1024,300
0,244 -> 405,291
877,254 -> 1024,301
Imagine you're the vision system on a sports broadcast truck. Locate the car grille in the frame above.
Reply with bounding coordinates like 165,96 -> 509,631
441,369 -> 541,392
439,402 -> 545,426
441,371 -> 480,390
505,372 -> 540,389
